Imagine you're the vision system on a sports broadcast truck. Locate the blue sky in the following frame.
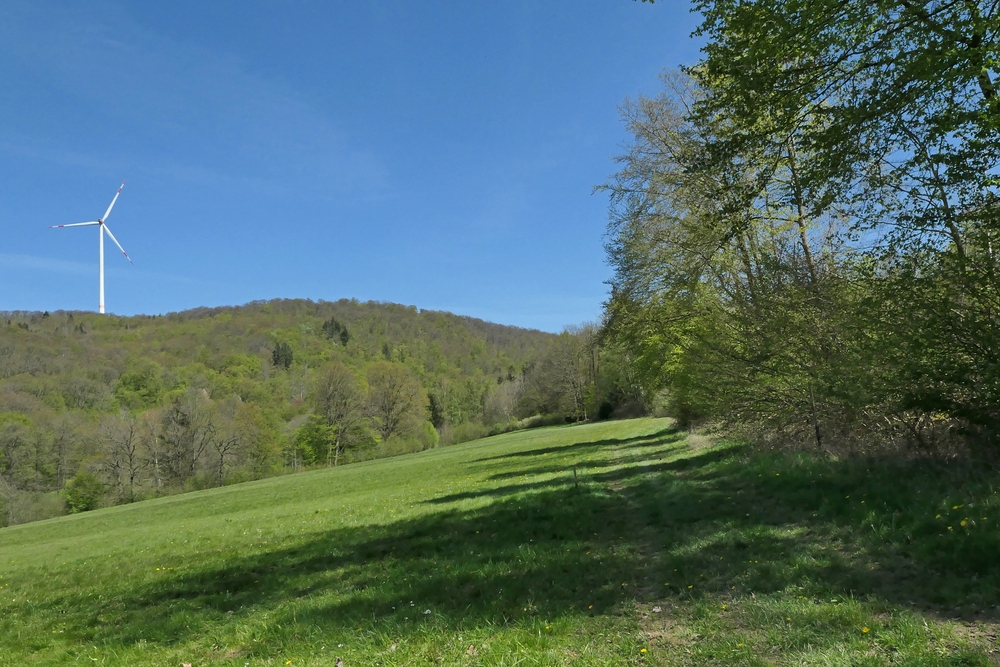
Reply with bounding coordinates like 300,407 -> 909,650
1,1 -> 703,332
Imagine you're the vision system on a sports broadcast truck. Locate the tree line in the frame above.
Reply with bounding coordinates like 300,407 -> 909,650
602,1 -> 1000,454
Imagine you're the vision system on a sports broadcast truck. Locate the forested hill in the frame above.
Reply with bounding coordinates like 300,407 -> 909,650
1,299 -> 551,392
0,298 -> 560,525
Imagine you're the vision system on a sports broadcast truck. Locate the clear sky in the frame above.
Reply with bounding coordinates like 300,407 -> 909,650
0,1 -> 703,332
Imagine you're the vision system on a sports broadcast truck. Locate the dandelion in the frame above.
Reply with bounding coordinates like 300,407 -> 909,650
862,627 -> 869,634
786,617 -> 791,621
640,648 -> 647,653
687,585 -> 694,589
737,643 -> 744,647
961,520 -> 968,527
935,514 -> 941,519
588,605 -> 593,609
947,526 -> 953,530
953,504 -> 963,509
721,604 -> 727,610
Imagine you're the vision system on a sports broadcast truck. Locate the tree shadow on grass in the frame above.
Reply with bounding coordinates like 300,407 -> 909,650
480,443 -> 740,486
40,432 -> 1000,655
470,425 -> 684,463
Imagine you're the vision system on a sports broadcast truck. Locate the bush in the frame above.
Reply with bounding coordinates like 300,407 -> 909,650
418,421 -> 439,450
62,472 -> 105,513
517,413 -> 566,429
439,420 -> 490,446
374,423 -> 440,458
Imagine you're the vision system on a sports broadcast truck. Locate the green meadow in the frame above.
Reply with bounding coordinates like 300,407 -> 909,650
1,418 -> 998,665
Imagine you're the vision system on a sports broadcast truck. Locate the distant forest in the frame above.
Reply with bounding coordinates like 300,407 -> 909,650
0,298 -> 640,525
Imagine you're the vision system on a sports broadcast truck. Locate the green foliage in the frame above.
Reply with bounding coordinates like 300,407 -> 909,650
678,0 -> 1000,444
60,471 -> 104,513
290,414 -> 327,468
418,419 -> 439,449
271,341 -> 293,370
312,361 -> 367,466
601,11 -> 1000,450
321,316 -> 351,346
114,360 -> 165,410
219,353 -> 261,379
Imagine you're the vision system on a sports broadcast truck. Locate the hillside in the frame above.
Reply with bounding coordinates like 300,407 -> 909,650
0,299 -> 557,526
2,418 -> 997,665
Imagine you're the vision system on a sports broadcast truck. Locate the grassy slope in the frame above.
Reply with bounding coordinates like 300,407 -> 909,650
1,418 -> 998,666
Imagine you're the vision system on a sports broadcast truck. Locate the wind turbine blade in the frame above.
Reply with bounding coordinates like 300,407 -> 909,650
101,180 -> 126,222
102,224 -> 134,265
49,221 -> 101,228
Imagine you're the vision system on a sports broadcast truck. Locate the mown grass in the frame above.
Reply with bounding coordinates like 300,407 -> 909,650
1,418 -> 999,665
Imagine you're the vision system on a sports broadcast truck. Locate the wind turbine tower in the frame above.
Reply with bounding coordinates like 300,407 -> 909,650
49,181 -> 134,314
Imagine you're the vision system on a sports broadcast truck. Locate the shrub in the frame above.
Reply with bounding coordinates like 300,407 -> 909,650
62,472 -> 105,513
439,420 -> 490,446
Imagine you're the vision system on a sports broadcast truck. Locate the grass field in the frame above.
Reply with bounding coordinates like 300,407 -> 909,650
2,418 -> 999,666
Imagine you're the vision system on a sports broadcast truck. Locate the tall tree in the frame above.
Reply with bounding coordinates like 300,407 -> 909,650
99,411 -> 144,502
365,361 -> 427,442
159,389 -> 216,484
313,362 -> 367,466
691,0 -> 1000,435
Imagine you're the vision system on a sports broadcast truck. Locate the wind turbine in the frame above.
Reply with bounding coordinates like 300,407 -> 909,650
49,181 -> 134,314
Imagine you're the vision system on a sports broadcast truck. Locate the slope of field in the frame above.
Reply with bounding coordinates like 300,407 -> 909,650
1,418 -> 998,665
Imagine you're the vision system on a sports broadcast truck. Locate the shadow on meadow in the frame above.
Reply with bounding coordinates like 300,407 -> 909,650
46,427 -> 1000,653
470,425 -> 684,463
